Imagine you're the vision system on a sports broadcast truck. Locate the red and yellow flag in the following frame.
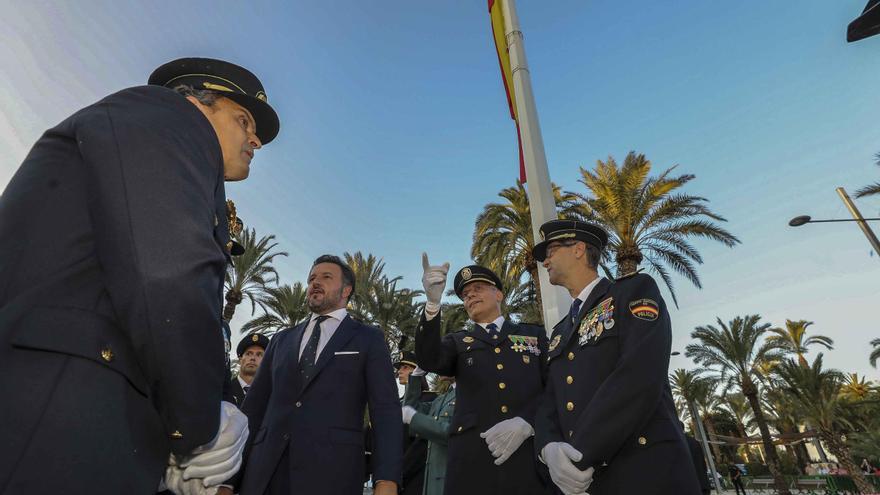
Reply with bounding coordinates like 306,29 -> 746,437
488,0 -> 526,183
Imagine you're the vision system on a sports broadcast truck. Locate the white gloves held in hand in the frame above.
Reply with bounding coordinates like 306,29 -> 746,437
541,442 -> 595,495
421,253 -> 449,306
402,406 -> 417,424
165,401 -> 248,494
479,416 -> 534,466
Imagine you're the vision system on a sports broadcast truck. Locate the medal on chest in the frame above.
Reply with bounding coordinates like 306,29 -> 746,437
508,334 -> 541,356
578,297 -> 614,346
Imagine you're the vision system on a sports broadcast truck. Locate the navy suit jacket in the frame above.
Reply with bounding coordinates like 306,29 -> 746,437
234,314 -> 402,494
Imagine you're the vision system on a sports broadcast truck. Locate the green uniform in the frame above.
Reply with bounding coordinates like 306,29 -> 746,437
404,375 -> 456,495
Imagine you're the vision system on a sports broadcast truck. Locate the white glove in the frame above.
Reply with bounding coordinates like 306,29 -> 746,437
412,366 -> 426,377
402,405 -> 417,424
479,416 -> 534,465
541,442 -> 595,495
178,401 -> 249,487
164,455 -> 219,495
421,252 -> 450,306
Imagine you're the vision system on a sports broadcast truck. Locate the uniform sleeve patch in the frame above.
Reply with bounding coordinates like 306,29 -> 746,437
629,299 -> 659,321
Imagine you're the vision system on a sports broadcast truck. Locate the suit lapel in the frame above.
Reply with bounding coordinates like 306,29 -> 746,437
299,315 -> 360,395
558,278 -> 611,352
284,319 -> 310,393
466,323 -> 496,346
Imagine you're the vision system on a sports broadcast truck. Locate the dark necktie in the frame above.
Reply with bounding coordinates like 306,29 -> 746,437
300,315 -> 329,383
486,322 -> 498,337
243,385 -> 250,395
570,298 -> 583,324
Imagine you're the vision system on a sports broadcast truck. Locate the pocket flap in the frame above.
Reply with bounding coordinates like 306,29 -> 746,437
9,307 -> 150,395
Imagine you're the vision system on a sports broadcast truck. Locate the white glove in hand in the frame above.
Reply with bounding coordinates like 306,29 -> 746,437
479,416 -> 534,465
402,406 -> 417,424
541,442 -> 595,495
421,253 -> 449,306
179,401 -> 248,487
164,455 -> 220,495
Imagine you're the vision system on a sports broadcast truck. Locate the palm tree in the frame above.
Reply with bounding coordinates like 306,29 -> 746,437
840,373 -> 874,402
766,320 -> 833,368
871,338 -> 880,368
471,182 -> 585,320
240,283 -> 310,337
573,152 -> 739,306
774,355 -> 874,494
670,368 -> 707,430
720,392 -> 755,462
854,153 -> 880,198
692,378 -> 726,465
344,252 -> 389,322
439,302 -> 470,336
686,315 -> 791,495
223,228 -> 288,321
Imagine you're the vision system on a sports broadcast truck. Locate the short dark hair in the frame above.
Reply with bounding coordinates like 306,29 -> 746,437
172,84 -> 219,106
585,244 -> 601,270
312,254 -> 356,301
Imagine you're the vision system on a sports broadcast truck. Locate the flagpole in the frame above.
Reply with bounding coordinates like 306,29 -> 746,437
499,0 -> 569,328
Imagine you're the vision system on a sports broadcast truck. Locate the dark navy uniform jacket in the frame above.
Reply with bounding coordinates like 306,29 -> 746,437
0,86 -> 230,493
231,315 -> 402,494
535,275 -> 701,495
416,310 -> 550,495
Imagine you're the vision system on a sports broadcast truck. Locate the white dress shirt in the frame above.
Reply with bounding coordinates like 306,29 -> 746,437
237,375 -> 250,390
475,315 -> 506,334
572,277 -> 604,315
298,307 -> 349,360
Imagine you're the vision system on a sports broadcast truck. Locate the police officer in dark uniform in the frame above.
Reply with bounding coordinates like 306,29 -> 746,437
532,220 -> 701,495
230,332 -> 270,407
0,57 -> 279,493
416,254 -> 549,494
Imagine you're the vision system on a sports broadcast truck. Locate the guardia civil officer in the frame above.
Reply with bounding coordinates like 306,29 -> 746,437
230,332 -> 270,407
0,57 -> 279,494
532,220 -> 701,495
396,350 -> 437,495
416,254 -> 549,494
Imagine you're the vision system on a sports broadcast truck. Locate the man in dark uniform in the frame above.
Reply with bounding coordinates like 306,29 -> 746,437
230,332 -> 270,407
532,220 -> 701,495
396,351 -> 436,495
0,57 -> 279,494
682,422 -> 712,495
416,254 -> 549,494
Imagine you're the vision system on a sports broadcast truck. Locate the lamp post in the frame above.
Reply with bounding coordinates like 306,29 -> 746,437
789,187 -> 880,256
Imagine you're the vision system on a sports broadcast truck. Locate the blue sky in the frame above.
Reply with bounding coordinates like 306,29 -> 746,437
1,1 -> 878,378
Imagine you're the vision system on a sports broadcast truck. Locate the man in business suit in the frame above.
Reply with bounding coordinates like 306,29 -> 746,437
219,255 -> 402,495
0,57 -> 279,494
532,220 -> 701,495
229,333 -> 270,407
416,256 -> 549,494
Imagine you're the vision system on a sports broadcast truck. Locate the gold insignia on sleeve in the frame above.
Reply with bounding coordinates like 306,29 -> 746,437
462,336 -> 474,343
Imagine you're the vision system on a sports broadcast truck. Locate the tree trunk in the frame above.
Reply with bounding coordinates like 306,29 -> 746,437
527,266 -> 544,325
703,416 -> 725,466
744,386 -> 792,495
735,421 -> 751,462
819,428 -> 874,495
223,290 -> 242,322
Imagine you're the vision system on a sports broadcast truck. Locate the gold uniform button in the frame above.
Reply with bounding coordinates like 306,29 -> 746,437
498,382 -> 506,390
100,347 -> 114,362
494,348 -> 501,354
638,436 -> 647,445
500,405 -> 508,413
566,402 -> 575,411
171,430 -> 183,439
497,364 -> 504,370
566,375 -> 573,385
567,352 -> 575,361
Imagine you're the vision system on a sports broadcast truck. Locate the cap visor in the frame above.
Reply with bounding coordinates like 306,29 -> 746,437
225,93 -> 279,144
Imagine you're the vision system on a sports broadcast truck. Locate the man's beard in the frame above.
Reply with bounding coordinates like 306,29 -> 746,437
308,286 -> 344,314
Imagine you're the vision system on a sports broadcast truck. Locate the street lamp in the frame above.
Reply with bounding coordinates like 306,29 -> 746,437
789,187 -> 880,256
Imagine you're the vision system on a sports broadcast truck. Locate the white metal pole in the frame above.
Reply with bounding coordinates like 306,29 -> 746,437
499,0 -> 569,328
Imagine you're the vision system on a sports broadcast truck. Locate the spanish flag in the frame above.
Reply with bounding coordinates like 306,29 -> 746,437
489,0 -> 527,183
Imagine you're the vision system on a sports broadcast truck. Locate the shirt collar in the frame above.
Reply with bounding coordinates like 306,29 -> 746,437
237,375 -> 250,389
477,315 -> 505,332
574,276 -> 604,306
310,307 -> 348,322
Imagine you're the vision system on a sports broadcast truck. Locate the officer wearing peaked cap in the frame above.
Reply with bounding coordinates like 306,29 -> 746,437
228,332 -> 270,407
0,57 -> 278,493
416,254 -> 550,494
532,220 -> 701,495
